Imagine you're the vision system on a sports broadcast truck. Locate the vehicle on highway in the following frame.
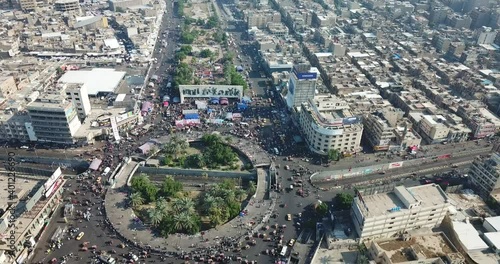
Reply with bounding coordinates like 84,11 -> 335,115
76,232 -> 84,240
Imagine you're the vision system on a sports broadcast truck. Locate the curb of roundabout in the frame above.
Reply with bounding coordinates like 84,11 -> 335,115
103,134 -> 273,256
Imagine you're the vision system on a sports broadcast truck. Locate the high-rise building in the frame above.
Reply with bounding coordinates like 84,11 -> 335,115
18,0 -> 52,11
297,95 -> 363,155
54,0 -> 80,12
63,83 -> 92,121
476,26 -> 497,44
27,95 -> 82,144
351,185 -> 449,240
469,153 -> 500,197
286,64 -> 319,108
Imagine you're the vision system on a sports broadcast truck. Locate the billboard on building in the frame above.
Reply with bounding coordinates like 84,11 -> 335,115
44,167 -> 62,194
115,111 -> 135,123
343,116 -> 361,125
388,161 -> 404,169
25,186 -> 44,211
45,178 -> 63,198
179,85 -> 243,103
288,79 -> 295,95
296,72 -> 317,80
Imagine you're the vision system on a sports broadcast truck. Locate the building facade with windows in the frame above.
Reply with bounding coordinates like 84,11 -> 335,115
351,184 -> 449,240
297,95 -> 363,155
0,168 -> 65,264
469,153 -> 500,198
27,95 -> 82,144
286,64 -> 319,108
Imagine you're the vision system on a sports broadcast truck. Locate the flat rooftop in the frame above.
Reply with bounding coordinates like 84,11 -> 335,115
371,233 -> 463,263
360,184 -> 448,217
58,69 -> 126,96
0,176 -> 39,210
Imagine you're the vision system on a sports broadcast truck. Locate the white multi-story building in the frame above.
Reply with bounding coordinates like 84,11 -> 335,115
469,153 -> 500,198
351,184 -> 449,240
63,83 -> 92,121
297,95 -> 363,155
27,95 -> 82,144
286,65 -> 319,109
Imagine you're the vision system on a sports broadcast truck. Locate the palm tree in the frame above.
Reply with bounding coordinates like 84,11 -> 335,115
163,136 -> 189,159
172,212 -> 198,233
155,197 -> 168,213
200,194 -> 215,214
148,207 -> 164,227
130,192 -> 144,207
208,206 -> 225,227
172,197 -> 195,214
247,181 -> 257,196
235,188 -> 247,202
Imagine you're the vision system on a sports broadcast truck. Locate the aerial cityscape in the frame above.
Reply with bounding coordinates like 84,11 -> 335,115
0,0 -> 498,263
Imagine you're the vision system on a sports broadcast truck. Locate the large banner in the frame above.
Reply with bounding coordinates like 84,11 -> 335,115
179,85 -> 243,103
388,161 -> 404,169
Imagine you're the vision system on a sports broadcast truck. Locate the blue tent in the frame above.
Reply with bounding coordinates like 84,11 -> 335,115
237,103 -> 248,111
241,96 -> 252,104
185,113 -> 200,119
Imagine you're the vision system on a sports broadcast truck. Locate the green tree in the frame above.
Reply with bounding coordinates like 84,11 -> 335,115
247,181 -> 256,196
334,193 -> 354,210
130,192 -> 144,207
172,197 -> 195,214
130,174 -> 157,202
148,206 -> 164,227
202,141 -> 238,168
205,15 -> 219,28
144,184 -> 159,203
208,206 -> 225,226
179,45 -> 192,54
162,135 -> 188,159
199,49 -> 213,58
156,197 -> 168,212
220,179 -> 236,190
172,212 -> 200,234
235,188 -> 247,202
328,149 -> 340,161
180,28 -> 196,44
200,193 -> 216,214
315,201 -> 328,216
160,176 -> 183,197
115,6 -> 125,13
175,52 -> 187,62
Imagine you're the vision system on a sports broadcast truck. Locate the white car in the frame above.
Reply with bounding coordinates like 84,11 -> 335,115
20,146 -> 29,149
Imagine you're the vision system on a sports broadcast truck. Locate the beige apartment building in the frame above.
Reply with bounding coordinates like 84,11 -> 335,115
245,10 -> 281,28
297,95 -> 363,155
54,0 -> 80,12
352,185 -> 449,240
0,75 -> 18,98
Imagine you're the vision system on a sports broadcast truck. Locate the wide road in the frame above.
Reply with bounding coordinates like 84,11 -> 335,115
314,148 -> 489,188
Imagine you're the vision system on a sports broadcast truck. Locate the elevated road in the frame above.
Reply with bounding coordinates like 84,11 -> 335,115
315,154 -> 478,189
